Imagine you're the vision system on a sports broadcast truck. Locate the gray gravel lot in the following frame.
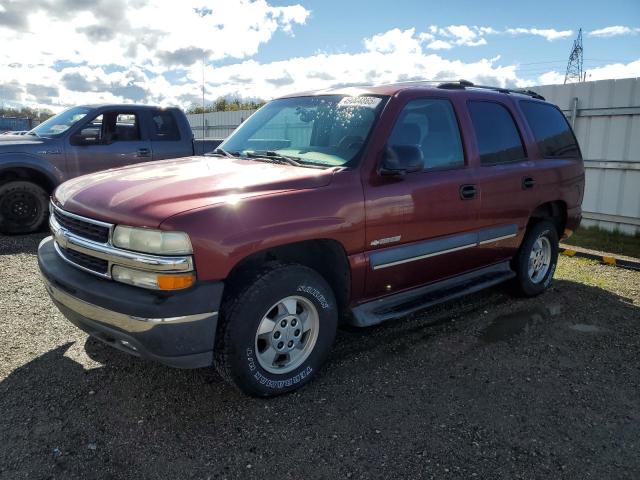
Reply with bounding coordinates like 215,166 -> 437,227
1,233 -> 639,479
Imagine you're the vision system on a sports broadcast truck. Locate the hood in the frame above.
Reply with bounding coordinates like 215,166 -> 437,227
0,134 -> 52,150
54,156 -> 336,228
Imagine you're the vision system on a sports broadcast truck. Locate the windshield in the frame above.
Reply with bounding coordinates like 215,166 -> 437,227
30,106 -> 92,137
220,95 -> 387,167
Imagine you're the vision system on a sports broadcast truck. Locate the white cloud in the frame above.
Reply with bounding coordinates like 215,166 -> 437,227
538,71 -> 565,85
537,59 -> 640,85
189,47 -> 525,102
2,12 -> 638,113
506,28 -> 573,41
427,24 -> 493,47
585,59 -> 640,81
0,0 -> 310,109
426,40 -> 454,50
588,26 -> 639,37
364,28 -> 421,54
0,0 -> 310,69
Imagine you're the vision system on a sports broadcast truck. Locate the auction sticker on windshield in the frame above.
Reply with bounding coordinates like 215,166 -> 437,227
337,96 -> 382,108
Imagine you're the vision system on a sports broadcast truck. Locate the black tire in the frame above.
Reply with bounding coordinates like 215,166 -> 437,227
0,180 -> 49,235
214,263 -> 338,397
512,220 -> 559,297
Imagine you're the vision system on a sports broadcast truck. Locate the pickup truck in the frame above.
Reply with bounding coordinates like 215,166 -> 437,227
0,104 -> 220,233
38,81 -> 584,396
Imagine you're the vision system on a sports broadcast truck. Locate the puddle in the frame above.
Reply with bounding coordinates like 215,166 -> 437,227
480,304 -> 562,343
569,324 -> 602,333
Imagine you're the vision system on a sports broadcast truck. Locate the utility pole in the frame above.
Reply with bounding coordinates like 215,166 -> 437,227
564,28 -> 584,84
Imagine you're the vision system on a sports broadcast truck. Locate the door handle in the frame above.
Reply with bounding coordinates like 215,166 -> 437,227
459,184 -> 477,200
137,148 -> 151,158
522,177 -> 535,189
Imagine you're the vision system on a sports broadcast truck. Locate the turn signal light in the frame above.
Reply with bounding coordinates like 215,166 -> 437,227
157,274 -> 195,290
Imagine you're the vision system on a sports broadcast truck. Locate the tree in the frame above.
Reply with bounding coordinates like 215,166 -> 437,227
0,106 -> 54,123
186,96 -> 265,114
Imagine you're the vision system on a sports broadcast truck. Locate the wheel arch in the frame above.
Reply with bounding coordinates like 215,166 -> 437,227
224,238 -> 351,315
528,200 -> 567,238
0,157 -> 62,194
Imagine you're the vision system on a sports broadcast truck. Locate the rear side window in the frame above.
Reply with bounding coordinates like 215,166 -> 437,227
468,101 -> 526,165
520,101 -> 580,158
151,110 -> 181,141
388,98 -> 464,170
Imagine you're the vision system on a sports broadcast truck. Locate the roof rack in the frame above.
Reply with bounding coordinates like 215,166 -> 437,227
437,79 -> 545,101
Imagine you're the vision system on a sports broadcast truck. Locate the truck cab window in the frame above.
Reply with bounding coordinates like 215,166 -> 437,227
75,112 -> 141,144
388,99 -> 464,170
113,114 -> 140,142
151,111 -> 181,141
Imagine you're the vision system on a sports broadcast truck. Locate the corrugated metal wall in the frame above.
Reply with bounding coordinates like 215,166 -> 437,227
531,78 -> 640,235
187,79 -> 640,235
0,117 -> 32,131
186,109 -> 257,139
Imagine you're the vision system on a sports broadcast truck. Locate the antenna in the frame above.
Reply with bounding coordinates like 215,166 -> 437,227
201,55 -> 206,139
564,28 -> 584,84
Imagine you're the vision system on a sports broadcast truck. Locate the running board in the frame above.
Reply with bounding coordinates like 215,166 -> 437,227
350,262 -> 515,327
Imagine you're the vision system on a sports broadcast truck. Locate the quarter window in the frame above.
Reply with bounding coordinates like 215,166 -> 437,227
468,101 -> 526,165
388,99 -> 464,170
519,101 -> 580,158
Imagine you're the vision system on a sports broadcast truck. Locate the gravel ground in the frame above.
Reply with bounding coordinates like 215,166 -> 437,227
1,233 -> 639,480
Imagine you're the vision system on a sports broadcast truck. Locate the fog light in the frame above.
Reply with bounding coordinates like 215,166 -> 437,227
112,265 -> 195,290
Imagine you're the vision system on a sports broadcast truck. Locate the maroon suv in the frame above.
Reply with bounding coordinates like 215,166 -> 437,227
38,80 -> 584,396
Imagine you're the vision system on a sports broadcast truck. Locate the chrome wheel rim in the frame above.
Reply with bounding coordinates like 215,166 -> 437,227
528,235 -> 551,284
254,295 -> 319,374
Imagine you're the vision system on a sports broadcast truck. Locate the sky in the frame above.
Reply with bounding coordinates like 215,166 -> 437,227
0,0 -> 639,112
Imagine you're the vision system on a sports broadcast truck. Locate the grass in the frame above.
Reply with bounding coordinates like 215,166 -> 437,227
555,256 -> 610,289
562,226 -> 640,259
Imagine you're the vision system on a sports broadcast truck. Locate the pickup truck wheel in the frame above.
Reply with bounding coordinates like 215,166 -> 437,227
0,181 -> 49,234
214,263 -> 338,397
513,220 -> 559,297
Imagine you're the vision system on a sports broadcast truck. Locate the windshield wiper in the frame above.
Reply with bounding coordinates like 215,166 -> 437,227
206,148 -> 239,158
244,150 -> 304,167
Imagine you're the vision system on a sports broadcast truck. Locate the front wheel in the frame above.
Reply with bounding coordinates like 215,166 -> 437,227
512,220 -> 559,297
0,180 -> 49,234
214,264 -> 338,397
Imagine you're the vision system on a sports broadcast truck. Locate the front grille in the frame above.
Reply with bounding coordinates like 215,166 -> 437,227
53,208 -> 110,243
58,246 -> 109,275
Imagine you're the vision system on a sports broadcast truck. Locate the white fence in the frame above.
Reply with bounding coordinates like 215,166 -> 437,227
532,78 -> 640,235
188,78 -> 640,235
187,109 -> 257,139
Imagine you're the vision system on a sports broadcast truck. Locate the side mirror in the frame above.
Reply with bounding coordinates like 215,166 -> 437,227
70,128 -> 100,146
379,145 -> 423,176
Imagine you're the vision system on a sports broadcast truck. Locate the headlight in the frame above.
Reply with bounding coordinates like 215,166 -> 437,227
112,226 -> 192,255
112,265 -> 195,291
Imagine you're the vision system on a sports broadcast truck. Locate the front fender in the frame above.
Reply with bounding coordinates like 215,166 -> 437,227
0,152 -> 65,187
160,171 -> 366,281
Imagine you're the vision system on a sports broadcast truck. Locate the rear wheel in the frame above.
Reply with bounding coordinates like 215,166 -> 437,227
214,263 -> 338,397
512,220 -> 559,297
0,180 -> 49,234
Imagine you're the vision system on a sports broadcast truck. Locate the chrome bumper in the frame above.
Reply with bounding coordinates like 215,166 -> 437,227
42,276 -> 216,334
38,234 -> 221,369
